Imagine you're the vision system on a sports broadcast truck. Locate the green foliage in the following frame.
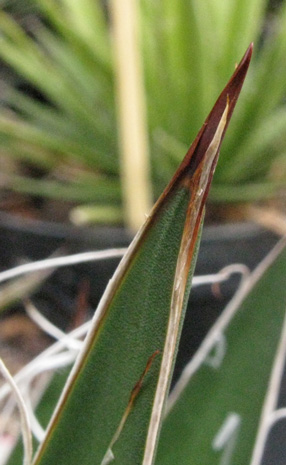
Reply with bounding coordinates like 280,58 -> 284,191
2,43 -> 286,465
26,39 -> 248,462
0,0 -> 285,223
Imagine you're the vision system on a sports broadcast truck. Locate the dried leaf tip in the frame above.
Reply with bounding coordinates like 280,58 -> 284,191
174,43 -> 253,187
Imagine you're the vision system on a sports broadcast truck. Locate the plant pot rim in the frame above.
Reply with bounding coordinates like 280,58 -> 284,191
0,210 -> 275,244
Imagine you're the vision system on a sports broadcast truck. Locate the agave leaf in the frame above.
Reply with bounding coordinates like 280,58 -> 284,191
156,238 -> 286,465
30,46 -> 252,465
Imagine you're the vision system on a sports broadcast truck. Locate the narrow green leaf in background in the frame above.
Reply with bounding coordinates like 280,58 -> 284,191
28,45 -> 252,465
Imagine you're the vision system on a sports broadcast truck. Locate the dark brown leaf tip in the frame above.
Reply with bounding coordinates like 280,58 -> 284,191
148,44 -> 252,236
174,43 -> 253,187
204,43 -> 253,139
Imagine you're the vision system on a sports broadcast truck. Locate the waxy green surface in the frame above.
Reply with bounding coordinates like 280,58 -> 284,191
29,46 -> 252,465
33,166 -> 197,465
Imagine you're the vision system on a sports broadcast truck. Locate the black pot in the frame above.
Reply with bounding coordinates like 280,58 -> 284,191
0,211 -> 278,367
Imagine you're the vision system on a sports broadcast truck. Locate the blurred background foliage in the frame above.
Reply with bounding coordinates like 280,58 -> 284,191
0,0 -> 285,226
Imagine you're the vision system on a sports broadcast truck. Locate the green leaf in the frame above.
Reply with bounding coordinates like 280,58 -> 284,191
28,46 -> 252,465
209,180 -> 286,203
0,114 -> 116,173
5,173 -> 121,204
156,238 -> 286,465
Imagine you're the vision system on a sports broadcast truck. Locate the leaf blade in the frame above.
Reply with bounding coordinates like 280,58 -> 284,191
32,45 -> 252,465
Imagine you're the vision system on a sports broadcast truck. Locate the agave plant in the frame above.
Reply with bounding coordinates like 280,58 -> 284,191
0,0 -> 285,226
0,44 -> 286,465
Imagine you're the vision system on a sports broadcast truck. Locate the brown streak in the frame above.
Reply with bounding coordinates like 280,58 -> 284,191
129,350 -> 160,406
